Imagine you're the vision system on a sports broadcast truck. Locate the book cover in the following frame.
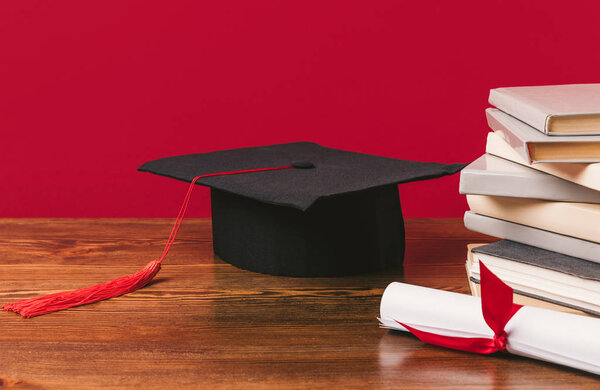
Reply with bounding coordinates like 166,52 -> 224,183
466,194 -> 600,244
463,212 -> 600,263
467,241 -> 600,316
485,131 -> 600,191
467,275 -> 592,316
459,154 -> 600,203
473,240 -> 600,281
489,84 -> 600,135
486,108 -> 600,163
465,244 -> 591,317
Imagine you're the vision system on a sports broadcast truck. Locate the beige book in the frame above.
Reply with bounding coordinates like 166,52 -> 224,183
465,244 -> 591,317
486,108 -> 600,163
466,194 -> 600,244
486,131 -> 600,191
489,84 -> 600,135
459,154 -> 600,203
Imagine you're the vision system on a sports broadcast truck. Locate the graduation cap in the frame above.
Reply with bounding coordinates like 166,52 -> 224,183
138,142 -> 464,276
3,142 -> 464,317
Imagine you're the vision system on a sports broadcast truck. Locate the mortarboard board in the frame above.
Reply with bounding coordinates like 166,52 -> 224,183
138,142 -> 465,277
3,142 -> 464,318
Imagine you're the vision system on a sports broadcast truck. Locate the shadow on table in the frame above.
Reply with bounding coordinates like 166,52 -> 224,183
377,330 -> 598,387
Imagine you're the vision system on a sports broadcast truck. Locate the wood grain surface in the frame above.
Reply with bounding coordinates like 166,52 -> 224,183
0,218 -> 598,389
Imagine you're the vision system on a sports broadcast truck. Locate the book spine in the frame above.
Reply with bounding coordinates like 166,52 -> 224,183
486,109 -> 533,163
489,88 -> 550,134
466,273 -> 594,317
459,158 -> 600,203
463,212 -> 600,263
466,195 -> 600,244
485,132 -> 529,165
485,132 -> 600,192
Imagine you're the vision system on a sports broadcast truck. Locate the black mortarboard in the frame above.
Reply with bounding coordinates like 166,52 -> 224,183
138,142 -> 465,277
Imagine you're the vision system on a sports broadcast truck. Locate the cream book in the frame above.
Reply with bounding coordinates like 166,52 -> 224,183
463,212 -> 600,263
466,276 -> 591,317
466,243 -> 597,317
486,108 -> 600,163
459,154 -> 600,203
466,194 -> 600,244
489,84 -> 600,135
486,131 -> 600,191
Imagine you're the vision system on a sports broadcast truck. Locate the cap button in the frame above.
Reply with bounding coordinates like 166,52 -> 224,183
292,161 -> 315,169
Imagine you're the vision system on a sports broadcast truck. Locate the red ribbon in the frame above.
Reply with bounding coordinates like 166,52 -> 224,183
398,262 -> 522,354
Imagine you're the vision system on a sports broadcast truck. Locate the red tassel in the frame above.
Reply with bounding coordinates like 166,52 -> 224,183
2,260 -> 161,318
3,166 -> 294,318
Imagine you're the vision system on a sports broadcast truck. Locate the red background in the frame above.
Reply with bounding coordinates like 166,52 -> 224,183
2,1 -> 599,218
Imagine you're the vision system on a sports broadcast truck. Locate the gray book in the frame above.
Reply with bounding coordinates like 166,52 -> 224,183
463,211 -> 600,264
473,240 -> 600,281
469,240 -> 600,316
488,84 -> 600,135
486,108 -> 600,163
459,154 -> 600,203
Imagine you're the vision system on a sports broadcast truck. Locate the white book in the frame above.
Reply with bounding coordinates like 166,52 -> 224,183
466,194 -> 600,244
486,108 -> 600,163
489,84 -> 600,135
486,131 -> 600,191
468,241 -> 600,315
465,244 -> 592,317
459,154 -> 600,203
463,212 -> 600,263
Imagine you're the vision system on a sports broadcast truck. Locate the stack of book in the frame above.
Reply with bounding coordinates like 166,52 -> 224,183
460,84 -> 600,316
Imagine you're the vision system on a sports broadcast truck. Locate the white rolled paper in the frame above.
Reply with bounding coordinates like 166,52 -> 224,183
379,282 -> 600,375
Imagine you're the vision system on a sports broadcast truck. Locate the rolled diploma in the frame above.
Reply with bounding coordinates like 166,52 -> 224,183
379,282 -> 600,375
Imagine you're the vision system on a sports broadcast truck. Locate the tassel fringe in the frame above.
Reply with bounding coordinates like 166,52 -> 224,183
3,260 -> 161,318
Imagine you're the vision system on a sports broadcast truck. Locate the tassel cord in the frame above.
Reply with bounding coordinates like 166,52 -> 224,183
3,166 -> 293,318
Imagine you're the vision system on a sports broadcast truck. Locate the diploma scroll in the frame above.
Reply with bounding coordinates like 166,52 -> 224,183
379,279 -> 600,375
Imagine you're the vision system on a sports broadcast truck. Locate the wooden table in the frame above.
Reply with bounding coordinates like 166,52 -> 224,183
0,218 -> 597,389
